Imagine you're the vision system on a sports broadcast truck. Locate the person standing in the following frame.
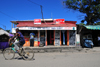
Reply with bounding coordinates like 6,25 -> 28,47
98,35 -> 100,46
30,33 -> 35,47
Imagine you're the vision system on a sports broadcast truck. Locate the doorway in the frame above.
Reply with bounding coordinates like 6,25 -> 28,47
61,30 -> 67,45
40,30 -> 45,46
47,30 -> 54,45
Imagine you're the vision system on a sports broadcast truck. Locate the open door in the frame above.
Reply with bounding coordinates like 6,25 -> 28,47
47,30 -> 54,45
61,30 -> 67,45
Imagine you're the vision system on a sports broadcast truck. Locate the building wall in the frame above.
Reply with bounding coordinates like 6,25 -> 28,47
22,30 -> 76,47
11,19 -> 77,47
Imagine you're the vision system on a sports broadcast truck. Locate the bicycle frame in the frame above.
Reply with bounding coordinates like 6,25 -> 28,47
10,43 -> 24,54
10,44 -> 16,52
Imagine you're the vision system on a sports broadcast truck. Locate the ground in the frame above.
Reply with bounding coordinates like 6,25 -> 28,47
0,50 -> 100,67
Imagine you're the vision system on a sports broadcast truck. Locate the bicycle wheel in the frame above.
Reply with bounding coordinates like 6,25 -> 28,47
3,47 -> 15,60
22,47 -> 34,60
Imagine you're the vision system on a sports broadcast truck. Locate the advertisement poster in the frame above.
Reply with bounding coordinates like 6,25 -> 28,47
54,19 -> 65,24
34,19 -> 41,24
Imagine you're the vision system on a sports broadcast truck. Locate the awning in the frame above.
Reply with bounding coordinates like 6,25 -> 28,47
84,25 -> 100,30
9,33 -> 14,37
0,29 -> 9,36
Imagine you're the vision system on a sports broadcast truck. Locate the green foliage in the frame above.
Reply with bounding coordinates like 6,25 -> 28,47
95,22 -> 100,25
79,23 -> 85,25
63,0 -> 100,25
6,30 -> 11,33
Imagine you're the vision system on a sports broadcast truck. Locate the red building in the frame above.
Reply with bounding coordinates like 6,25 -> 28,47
11,19 -> 77,47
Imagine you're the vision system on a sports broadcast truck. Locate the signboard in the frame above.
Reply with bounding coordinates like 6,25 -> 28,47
55,30 -> 60,46
34,19 -> 41,24
18,27 -> 76,30
54,19 -> 65,24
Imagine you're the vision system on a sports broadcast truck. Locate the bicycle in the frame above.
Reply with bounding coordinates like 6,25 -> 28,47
3,42 -> 34,60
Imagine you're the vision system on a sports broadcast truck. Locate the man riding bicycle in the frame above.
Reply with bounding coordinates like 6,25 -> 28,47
9,28 -> 25,52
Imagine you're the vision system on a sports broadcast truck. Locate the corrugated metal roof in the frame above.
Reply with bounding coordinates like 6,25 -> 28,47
10,19 -> 53,24
84,25 -> 100,30
17,23 -> 76,27
0,29 -> 9,36
16,21 -> 76,27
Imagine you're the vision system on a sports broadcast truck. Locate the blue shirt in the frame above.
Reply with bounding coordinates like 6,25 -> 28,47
17,32 -> 25,44
98,37 -> 100,41
30,33 -> 35,39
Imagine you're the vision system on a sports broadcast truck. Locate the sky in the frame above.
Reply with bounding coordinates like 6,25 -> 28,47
0,0 -> 86,31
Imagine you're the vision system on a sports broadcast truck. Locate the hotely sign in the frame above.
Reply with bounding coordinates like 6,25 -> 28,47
34,19 -> 41,24
54,19 -> 65,24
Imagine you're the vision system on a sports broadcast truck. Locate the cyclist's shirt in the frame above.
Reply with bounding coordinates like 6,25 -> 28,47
17,32 -> 25,44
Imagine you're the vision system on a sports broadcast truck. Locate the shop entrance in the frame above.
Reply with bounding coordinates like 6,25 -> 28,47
92,30 -> 100,46
47,30 -> 54,45
21,30 -> 38,37
61,30 -> 67,45
20,30 -> 38,47
40,30 -> 45,46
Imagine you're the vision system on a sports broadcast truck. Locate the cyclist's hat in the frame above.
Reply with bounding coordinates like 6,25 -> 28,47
16,28 -> 19,31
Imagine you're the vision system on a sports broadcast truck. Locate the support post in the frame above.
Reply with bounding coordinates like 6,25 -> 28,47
54,30 -> 55,46
45,30 -> 47,46
60,30 -> 61,46
67,30 -> 69,46
38,30 -> 40,46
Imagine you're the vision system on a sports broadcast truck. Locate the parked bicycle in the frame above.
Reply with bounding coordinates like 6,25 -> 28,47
3,42 -> 34,60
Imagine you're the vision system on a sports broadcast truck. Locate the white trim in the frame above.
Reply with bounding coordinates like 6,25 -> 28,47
34,23 -> 41,24
41,19 -> 53,21
18,27 -> 77,30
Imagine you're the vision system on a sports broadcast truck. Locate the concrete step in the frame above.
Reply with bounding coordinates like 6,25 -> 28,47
2,46 -> 100,53
0,46 -> 82,53
27,46 -> 83,53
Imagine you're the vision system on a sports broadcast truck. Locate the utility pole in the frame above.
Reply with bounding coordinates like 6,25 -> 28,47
40,5 -> 44,19
28,0 -> 44,19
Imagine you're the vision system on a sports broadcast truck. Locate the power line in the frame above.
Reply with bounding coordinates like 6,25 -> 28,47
0,11 -> 18,20
28,0 -> 40,6
0,23 -> 6,30
28,0 -> 44,19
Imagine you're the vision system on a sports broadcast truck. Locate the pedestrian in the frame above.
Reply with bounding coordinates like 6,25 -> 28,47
98,35 -> 100,46
29,32 -> 35,47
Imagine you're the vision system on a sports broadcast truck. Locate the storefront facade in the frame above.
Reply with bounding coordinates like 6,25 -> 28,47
77,25 -> 100,47
11,19 -> 77,47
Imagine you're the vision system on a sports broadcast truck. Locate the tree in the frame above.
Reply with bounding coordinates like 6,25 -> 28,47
79,23 -> 85,25
6,30 -> 11,33
95,22 -> 100,25
63,0 -> 100,25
